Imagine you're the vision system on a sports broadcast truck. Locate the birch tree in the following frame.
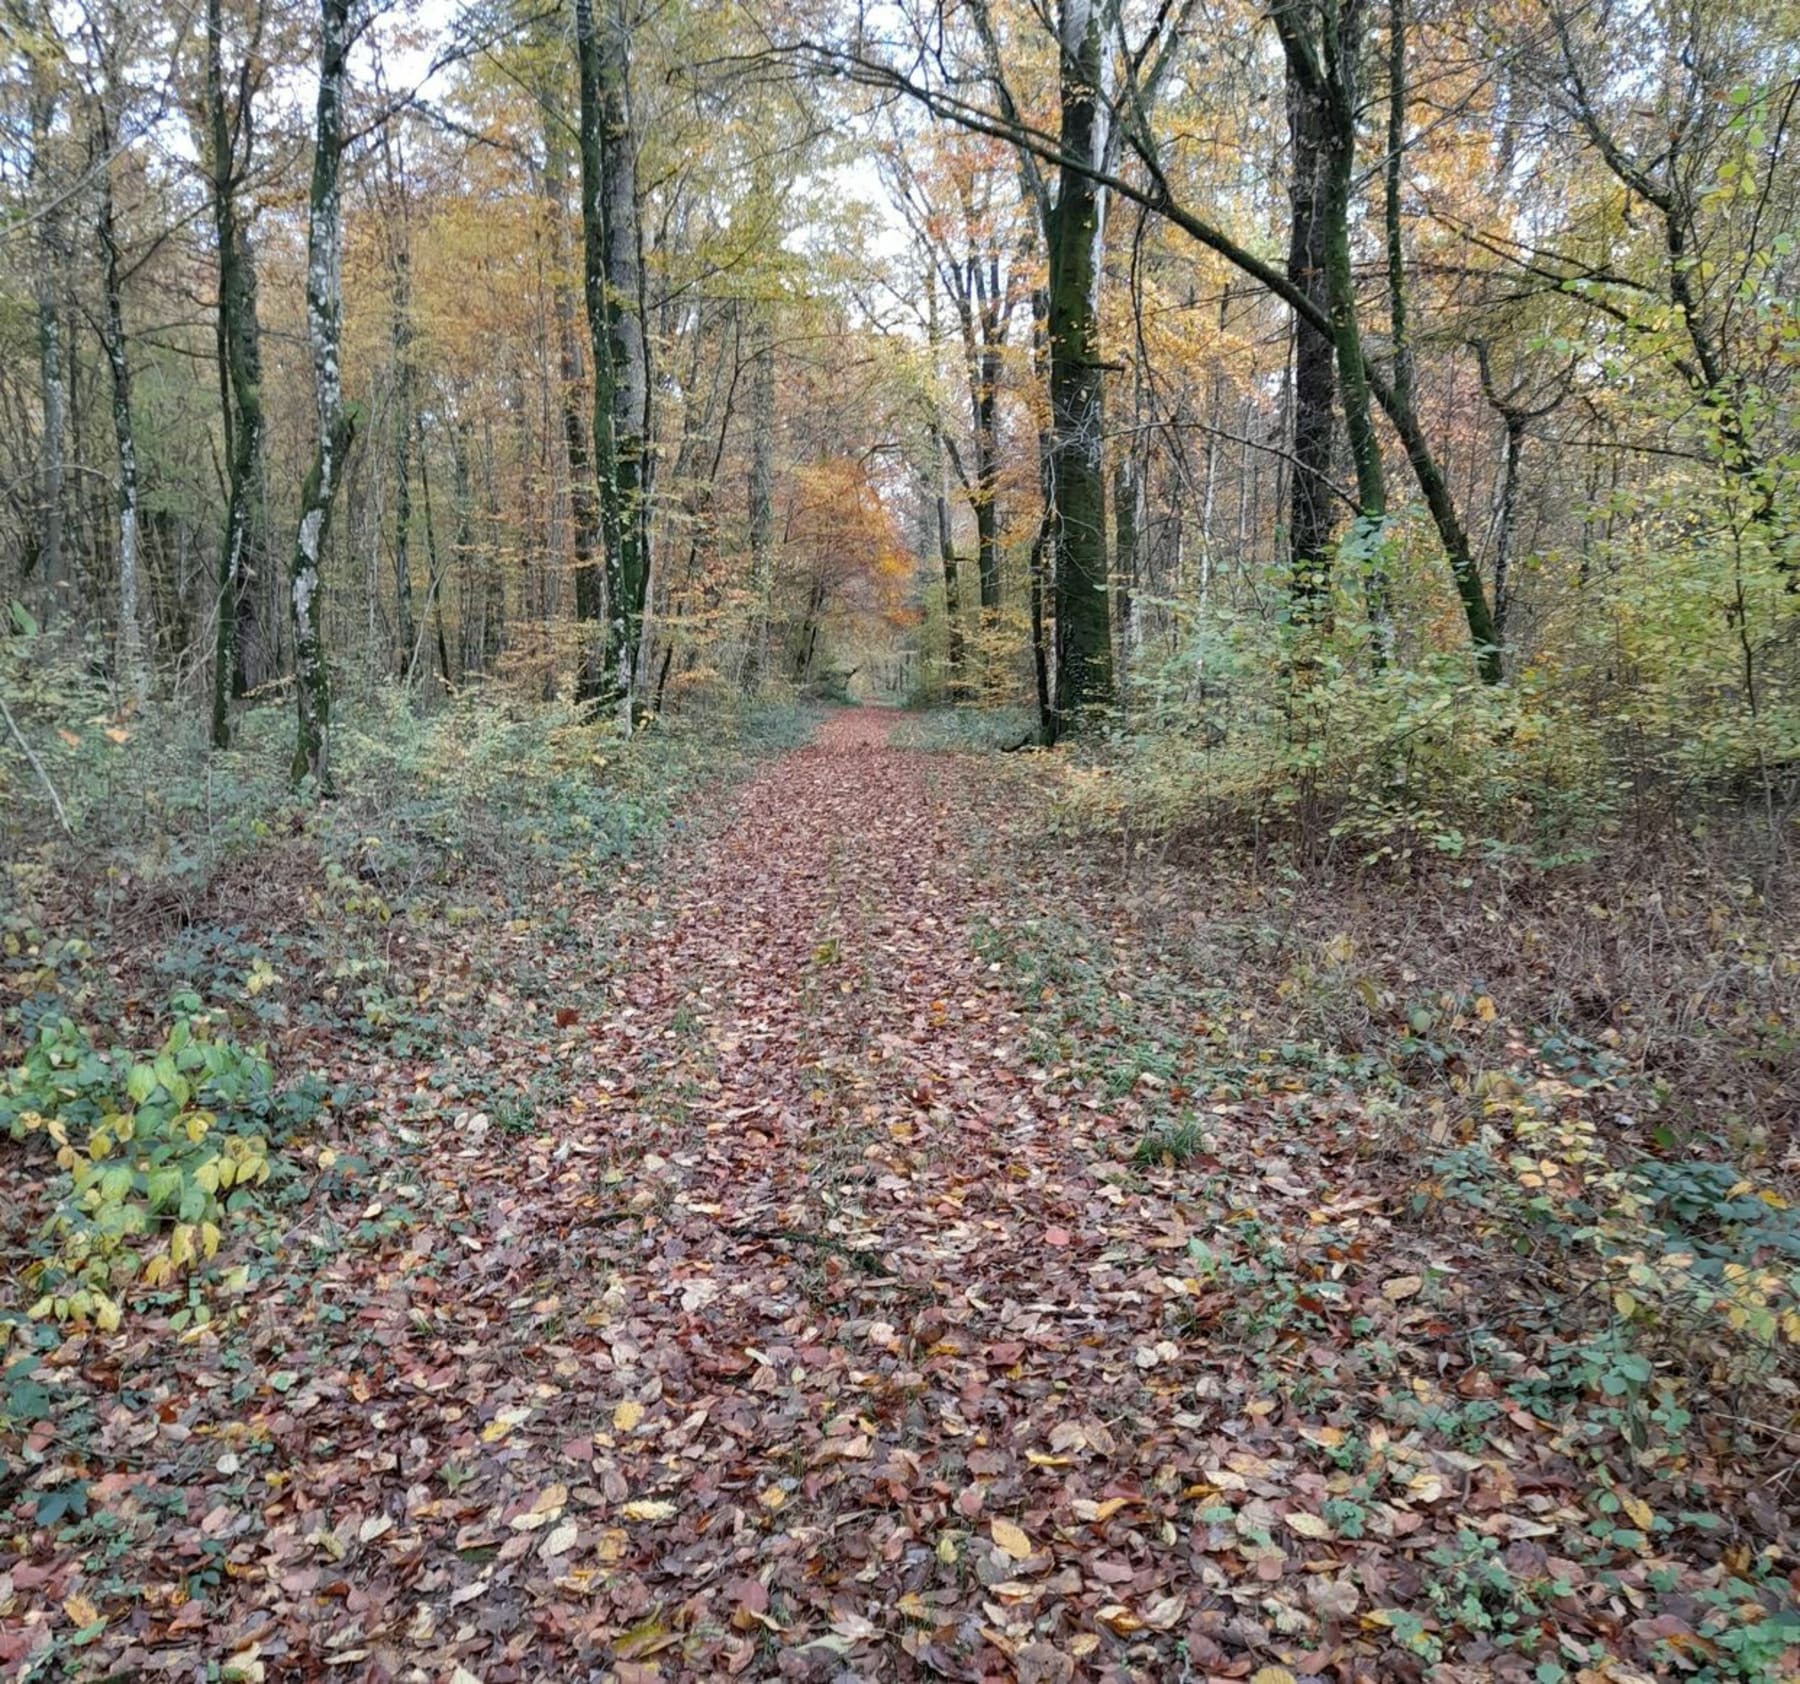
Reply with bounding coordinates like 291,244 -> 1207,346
288,0 -> 356,790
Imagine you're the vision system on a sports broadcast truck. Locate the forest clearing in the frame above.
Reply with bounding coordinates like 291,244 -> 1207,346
2,0 -> 1797,1677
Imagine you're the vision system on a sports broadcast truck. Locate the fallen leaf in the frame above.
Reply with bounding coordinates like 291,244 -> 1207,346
990,1517 -> 1033,1560
621,1499 -> 678,1522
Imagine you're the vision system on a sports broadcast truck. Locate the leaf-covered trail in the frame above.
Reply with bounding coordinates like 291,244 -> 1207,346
30,710 -> 1751,1684
535,706 -> 1198,1677
338,704 -> 1260,1683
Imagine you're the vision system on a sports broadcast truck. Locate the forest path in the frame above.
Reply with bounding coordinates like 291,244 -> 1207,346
479,706 -> 1221,1678
102,708 -> 1295,1683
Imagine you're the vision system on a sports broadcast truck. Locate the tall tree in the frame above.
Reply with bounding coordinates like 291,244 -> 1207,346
82,0 -> 148,697
288,0 -> 356,790
1284,17 -> 1336,619
22,8 -> 67,609
204,0 -> 268,747
573,0 -> 650,719
1042,0 -> 1114,735
1272,0 -> 1391,647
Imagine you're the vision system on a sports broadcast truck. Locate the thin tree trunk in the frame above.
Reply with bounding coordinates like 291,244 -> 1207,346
1113,452 -> 1139,697
746,302 -> 776,686
414,415 -> 454,686
206,0 -> 265,745
27,57 -> 66,608
926,270 -> 966,690
384,132 -> 418,681
541,111 -> 605,704
92,63 -> 147,700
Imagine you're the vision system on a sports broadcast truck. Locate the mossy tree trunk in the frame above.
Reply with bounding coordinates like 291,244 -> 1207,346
206,0 -> 267,746
289,0 -> 355,792
573,0 -> 650,722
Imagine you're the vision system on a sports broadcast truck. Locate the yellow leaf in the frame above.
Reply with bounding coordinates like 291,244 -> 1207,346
1071,1497 -> 1128,1522
1621,1494 -> 1654,1531
990,1517 -> 1033,1560
1382,1275 -> 1423,1302
201,1222 -> 222,1259
1286,1511 -> 1334,1539
1613,1290 -> 1638,1318
613,1398 -> 645,1432
1251,1670 -> 1298,1684
621,1499 -> 677,1522
481,1406 -> 531,1443
595,1528 -> 627,1562
63,1592 -> 101,1628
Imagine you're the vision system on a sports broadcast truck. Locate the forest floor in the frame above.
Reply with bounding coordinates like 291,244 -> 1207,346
4,708 -> 1797,1683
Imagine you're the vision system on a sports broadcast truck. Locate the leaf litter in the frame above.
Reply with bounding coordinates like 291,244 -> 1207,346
3,710 -> 1795,1682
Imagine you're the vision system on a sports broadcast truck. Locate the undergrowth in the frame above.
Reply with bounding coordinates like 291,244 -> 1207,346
2,665 -> 815,1357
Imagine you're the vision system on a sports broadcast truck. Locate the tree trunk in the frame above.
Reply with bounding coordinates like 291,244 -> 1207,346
415,416 -> 454,686
542,110 -> 606,705
746,302 -> 776,685
962,241 -> 1007,616
289,0 -> 355,791
384,137 -> 418,681
206,0 -> 266,745
1044,0 -> 1114,737
1284,45 -> 1336,618
926,271 -> 966,690
27,57 -> 66,610
573,0 -> 650,723
1113,452 -> 1139,695
93,64 -> 147,701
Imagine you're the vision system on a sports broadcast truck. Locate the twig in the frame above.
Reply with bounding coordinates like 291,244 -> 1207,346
732,1226 -> 890,1274
0,687 -> 73,837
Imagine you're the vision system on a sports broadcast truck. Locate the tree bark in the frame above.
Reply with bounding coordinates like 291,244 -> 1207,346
91,40 -> 147,700
289,0 -> 355,791
206,0 -> 267,746
383,131 -> 418,681
541,105 -> 606,705
1044,0 -> 1114,737
26,46 -> 66,609
746,302 -> 776,685
1284,37 -> 1336,618
1275,0 -> 1391,648
925,270 -> 966,689
573,0 -> 650,723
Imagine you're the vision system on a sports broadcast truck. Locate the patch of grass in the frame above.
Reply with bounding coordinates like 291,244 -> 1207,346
1132,1116 -> 1209,1165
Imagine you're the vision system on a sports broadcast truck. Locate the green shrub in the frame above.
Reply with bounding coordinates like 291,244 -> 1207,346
2,1001 -> 318,1327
